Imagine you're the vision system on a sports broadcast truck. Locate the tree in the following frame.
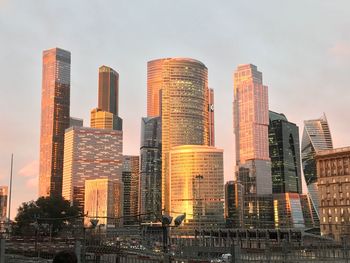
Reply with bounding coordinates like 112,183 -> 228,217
14,195 -> 80,236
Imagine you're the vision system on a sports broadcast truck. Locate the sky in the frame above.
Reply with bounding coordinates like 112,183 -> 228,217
0,0 -> 350,219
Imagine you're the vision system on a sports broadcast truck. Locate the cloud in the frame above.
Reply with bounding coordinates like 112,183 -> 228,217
26,176 -> 38,189
329,41 -> 350,57
18,160 -> 38,178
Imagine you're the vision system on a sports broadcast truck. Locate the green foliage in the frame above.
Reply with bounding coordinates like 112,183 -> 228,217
14,195 -> 80,236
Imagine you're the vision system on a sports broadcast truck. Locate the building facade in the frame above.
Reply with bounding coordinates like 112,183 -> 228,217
147,58 -> 210,213
169,145 -> 224,230
0,186 -> 8,223
98,65 -> 119,116
39,47 -> 71,197
225,181 -> 243,228
139,117 -> 162,222
316,147 -> 350,241
122,155 -> 140,225
84,178 -> 123,227
208,88 -> 215,146
62,126 -> 123,212
301,114 -> 333,219
90,108 -> 122,131
233,64 -> 273,229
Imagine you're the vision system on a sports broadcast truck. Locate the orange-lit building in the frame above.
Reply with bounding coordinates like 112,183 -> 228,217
147,58 -> 210,213
98,65 -> 119,116
84,178 -> 123,227
0,186 -> 8,223
208,88 -> 215,146
62,126 -> 123,212
39,48 -> 71,197
169,145 -> 224,229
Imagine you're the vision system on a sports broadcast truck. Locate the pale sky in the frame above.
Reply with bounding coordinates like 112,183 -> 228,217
0,0 -> 349,219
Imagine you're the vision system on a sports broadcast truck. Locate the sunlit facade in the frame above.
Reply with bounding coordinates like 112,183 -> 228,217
148,58 -> 210,213
269,111 -> 302,194
139,117 -> 162,222
233,64 -> 273,229
84,178 -> 123,227
169,145 -> 224,229
39,47 -> 71,197
62,126 -> 123,212
122,155 -> 140,225
0,186 -> 8,223
316,147 -> 350,241
90,108 -> 113,129
233,64 -> 270,165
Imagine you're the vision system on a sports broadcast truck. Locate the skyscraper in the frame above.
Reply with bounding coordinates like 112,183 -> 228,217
169,145 -> 224,230
269,111 -> 302,194
224,181 -> 243,228
98,65 -> 119,115
39,48 -> 71,197
233,64 -> 273,228
122,155 -> 140,225
301,114 -> 333,218
62,126 -> 123,212
139,117 -> 162,222
148,58 -> 210,213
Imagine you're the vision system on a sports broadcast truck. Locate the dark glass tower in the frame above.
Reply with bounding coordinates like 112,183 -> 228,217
139,117 -> 162,222
39,48 -> 70,197
269,111 -> 302,194
98,65 -> 119,115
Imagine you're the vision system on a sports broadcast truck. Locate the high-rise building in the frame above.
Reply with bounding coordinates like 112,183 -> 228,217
302,114 -> 333,185
301,114 -> 333,219
122,155 -> 140,225
69,117 -> 83,128
0,186 -> 8,223
62,126 -> 123,212
316,147 -> 350,241
208,88 -> 215,146
148,58 -> 210,213
225,181 -> 243,228
169,145 -> 224,230
98,65 -> 119,116
84,178 -> 123,227
39,48 -> 71,197
233,64 -> 273,228
90,108 -> 122,131
139,117 -> 162,222
269,111 -> 302,194
300,193 -> 319,228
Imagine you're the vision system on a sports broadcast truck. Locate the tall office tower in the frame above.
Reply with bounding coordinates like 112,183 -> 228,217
98,65 -> 119,115
84,178 -> 123,227
0,186 -> 8,224
225,181 -> 243,228
148,58 -> 209,213
62,126 -> 123,212
316,147 -> 350,241
69,117 -> 83,128
301,114 -> 333,218
139,117 -> 162,222
300,194 -> 319,228
233,64 -> 273,228
208,88 -> 215,146
39,48 -> 71,197
122,155 -> 140,225
169,145 -> 224,230
269,111 -> 302,194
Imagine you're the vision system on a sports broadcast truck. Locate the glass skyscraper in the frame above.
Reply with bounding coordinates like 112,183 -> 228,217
269,111 -> 302,194
98,65 -> 119,116
147,58 -> 210,213
233,64 -> 273,229
39,48 -> 71,197
139,117 -> 162,222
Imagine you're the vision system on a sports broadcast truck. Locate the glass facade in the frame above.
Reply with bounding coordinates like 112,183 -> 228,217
84,178 -> 123,227
139,117 -> 162,222
147,58 -> 210,213
268,111 -> 302,194
122,155 -> 140,225
225,181 -> 243,228
39,48 -> 71,197
169,145 -> 224,230
98,65 -> 119,116
62,127 -> 123,212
